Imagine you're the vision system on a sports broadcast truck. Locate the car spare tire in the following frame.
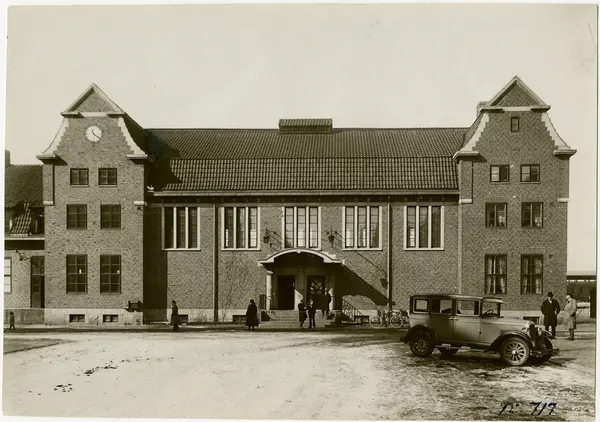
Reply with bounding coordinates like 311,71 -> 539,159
409,330 -> 435,357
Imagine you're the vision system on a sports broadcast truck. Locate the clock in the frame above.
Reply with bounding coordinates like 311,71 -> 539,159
85,125 -> 102,142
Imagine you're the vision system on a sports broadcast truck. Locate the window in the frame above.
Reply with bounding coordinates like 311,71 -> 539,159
223,206 -> 258,250
522,203 -> 543,228
485,255 -> 507,294
413,299 -> 429,313
485,203 -> 507,227
405,206 -> 443,249
66,255 -> 87,293
70,168 -> 89,186
521,255 -> 543,294
103,314 -> 119,323
283,206 -> 320,249
67,205 -> 87,229
101,205 -> 121,229
344,206 -> 381,249
69,314 -> 85,322
5,210 -> 13,232
521,165 -> 540,183
100,255 -> 121,294
511,116 -> 520,132
456,300 -> 480,316
431,299 -> 453,314
98,168 -> 117,186
490,165 -> 509,182
4,258 -> 11,293
163,206 -> 200,250
31,256 -> 44,295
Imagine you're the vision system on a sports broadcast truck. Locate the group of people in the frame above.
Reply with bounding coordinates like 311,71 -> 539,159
298,292 -> 332,329
540,292 -> 578,340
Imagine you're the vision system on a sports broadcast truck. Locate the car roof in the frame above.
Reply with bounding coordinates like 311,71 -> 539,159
410,294 -> 504,303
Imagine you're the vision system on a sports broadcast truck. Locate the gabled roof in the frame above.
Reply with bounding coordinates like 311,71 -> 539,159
486,75 -> 549,108
5,165 -> 43,207
62,83 -> 125,116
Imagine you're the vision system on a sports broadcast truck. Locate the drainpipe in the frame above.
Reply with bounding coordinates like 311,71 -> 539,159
213,204 -> 219,322
387,198 -> 392,310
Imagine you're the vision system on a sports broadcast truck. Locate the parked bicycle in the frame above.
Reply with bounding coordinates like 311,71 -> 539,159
369,307 -> 409,328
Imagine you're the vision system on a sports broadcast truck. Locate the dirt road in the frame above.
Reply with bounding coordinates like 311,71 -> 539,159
2,331 -> 595,420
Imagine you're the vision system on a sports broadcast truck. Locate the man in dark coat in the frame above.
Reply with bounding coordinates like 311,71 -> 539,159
540,292 -> 560,338
298,299 -> 307,329
170,300 -> 180,332
307,299 -> 317,329
245,299 -> 259,331
322,292 -> 332,317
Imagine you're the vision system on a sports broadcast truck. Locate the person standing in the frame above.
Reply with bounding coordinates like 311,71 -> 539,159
245,299 -> 259,331
308,299 -> 317,329
170,300 -> 180,332
540,292 -> 560,338
322,291 -> 332,317
298,299 -> 307,329
564,293 -> 578,340
8,311 -> 15,331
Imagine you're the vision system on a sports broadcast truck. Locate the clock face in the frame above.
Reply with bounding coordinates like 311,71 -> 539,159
85,125 -> 102,142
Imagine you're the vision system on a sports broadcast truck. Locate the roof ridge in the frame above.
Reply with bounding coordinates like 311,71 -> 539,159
147,126 -> 469,131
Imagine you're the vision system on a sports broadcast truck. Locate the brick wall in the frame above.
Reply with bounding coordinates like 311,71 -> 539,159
459,111 -> 570,310
43,116 -> 146,317
3,243 -> 44,309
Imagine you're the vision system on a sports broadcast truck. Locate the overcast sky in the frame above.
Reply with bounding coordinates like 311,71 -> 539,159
3,3 -> 597,272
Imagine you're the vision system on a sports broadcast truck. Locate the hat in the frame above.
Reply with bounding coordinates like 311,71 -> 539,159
547,292 -> 554,298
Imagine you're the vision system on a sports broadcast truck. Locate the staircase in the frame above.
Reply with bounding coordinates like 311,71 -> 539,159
259,310 -> 335,328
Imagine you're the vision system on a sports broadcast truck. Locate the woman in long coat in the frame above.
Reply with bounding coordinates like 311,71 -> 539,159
564,293 -> 578,340
170,300 -> 180,332
298,299 -> 307,329
245,299 -> 259,331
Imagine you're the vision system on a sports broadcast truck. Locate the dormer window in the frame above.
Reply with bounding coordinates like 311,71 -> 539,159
510,116 -> 520,132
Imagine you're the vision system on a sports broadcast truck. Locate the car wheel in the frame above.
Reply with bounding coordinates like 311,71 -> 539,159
409,331 -> 435,357
500,337 -> 531,366
533,338 -> 553,364
438,347 -> 458,357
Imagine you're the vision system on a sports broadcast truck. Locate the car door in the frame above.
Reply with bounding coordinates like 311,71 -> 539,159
428,298 -> 455,342
453,299 -> 482,345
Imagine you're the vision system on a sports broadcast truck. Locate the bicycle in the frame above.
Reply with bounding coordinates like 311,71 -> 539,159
369,307 -> 409,328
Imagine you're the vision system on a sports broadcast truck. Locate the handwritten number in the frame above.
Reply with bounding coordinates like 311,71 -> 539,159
547,402 -> 557,415
530,401 -> 541,416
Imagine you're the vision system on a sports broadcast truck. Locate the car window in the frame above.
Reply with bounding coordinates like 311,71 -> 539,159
431,299 -> 453,314
457,300 -> 480,316
414,298 -> 429,313
482,301 -> 501,317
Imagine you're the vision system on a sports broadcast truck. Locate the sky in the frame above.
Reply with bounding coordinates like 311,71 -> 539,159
3,3 -> 598,272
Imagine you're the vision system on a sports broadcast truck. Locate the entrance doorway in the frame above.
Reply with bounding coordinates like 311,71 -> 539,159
30,256 -> 44,308
307,276 -> 325,306
277,276 -> 295,310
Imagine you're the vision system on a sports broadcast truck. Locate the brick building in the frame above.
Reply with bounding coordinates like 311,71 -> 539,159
4,76 -> 577,325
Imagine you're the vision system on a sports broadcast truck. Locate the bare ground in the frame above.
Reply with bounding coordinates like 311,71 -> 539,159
2,331 -> 595,420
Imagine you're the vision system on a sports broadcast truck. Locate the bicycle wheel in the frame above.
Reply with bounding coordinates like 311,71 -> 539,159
389,313 -> 402,328
400,315 -> 410,328
369,314 -> 383,328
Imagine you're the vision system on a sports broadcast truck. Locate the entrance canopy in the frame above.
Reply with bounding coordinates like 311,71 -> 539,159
258,248 -> 343,266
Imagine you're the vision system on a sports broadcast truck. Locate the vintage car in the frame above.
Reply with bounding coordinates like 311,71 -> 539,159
403,294 -> 559,366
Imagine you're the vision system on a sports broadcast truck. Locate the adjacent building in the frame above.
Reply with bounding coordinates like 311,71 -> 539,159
4,76 -> 577,325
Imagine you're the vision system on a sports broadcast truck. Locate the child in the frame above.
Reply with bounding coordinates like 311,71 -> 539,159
9,311 -> 15,331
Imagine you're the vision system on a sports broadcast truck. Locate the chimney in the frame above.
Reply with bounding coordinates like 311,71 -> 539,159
5,150 -> 10,167
477,101 -> 488,117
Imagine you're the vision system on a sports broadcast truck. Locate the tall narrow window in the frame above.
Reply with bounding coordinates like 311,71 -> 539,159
522,203 -> 543,228
285,207 -> 294,248
357,206 -> 367,248
309,207 -> 319,248
297,207 -> 306,248
345,207 -> 355,248
100,255 -> 121,294
511,116 -> 520,132
405,205 -> 444,249
485,255 -> 507,294
369,207 -> 380,248
4,258 -> 11,293
163,206 -> 201,250
521,255 -> 543,294
66,255 -> 87,293
222,206 -> 259,250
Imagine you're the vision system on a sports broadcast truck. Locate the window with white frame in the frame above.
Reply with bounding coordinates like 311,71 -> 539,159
4,258 -> 11,293
163,206 -> 200,250
344,206 -> 381,249
404,205 -> 443,249
283,206 -> 320,249
223,206 -> 258,249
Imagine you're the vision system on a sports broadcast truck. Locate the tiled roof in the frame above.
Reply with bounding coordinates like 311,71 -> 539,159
147,127 -> 467,160
148,127 -> 466,192
5,165 -> 43,207
155,156 -> 458,192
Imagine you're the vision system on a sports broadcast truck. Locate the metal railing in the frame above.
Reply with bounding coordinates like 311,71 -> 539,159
340,297 -> 366,325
